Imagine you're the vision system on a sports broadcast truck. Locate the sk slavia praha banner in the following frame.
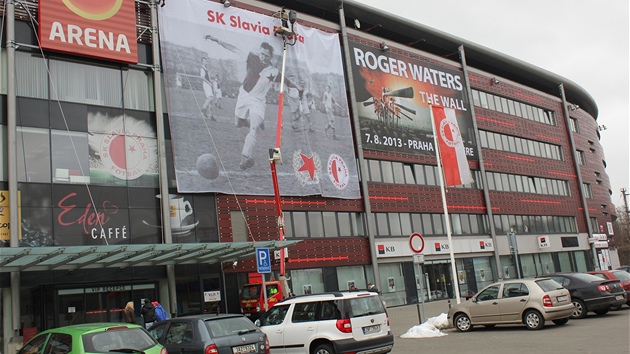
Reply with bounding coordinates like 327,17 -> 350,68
348,40 -> 477,161
158,0 -> 360,199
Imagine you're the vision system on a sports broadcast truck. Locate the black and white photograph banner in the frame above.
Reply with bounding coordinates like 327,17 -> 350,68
158,0 -> 360,198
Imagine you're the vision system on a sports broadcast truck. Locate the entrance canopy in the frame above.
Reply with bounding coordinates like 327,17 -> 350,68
0,241 -> 299,273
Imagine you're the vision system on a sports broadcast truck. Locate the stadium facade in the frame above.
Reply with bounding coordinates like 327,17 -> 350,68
0,0 -> 617,347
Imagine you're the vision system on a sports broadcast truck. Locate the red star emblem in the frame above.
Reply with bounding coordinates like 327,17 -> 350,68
297,153 -> 317,180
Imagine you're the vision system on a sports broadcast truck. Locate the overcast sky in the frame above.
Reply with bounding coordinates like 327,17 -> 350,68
359,0 -> 629,209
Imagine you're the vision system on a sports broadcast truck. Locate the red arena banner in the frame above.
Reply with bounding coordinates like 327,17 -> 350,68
158,0 -> 360,198
38,0 -> 138,63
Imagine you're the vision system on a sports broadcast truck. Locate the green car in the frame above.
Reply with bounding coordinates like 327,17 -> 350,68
18,323 -> 167,354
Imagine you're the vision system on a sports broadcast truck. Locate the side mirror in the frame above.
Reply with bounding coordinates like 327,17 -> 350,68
254,319 -> 261,327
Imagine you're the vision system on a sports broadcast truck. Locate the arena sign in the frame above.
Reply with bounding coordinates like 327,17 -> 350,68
38,0 -> 138,63
158,0 -> 360,198
348,41 -> 477,160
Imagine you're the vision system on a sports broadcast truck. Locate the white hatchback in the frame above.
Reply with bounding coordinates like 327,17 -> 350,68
256,291 -> 393,354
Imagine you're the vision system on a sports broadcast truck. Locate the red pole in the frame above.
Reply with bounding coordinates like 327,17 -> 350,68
271,38 -> 288,277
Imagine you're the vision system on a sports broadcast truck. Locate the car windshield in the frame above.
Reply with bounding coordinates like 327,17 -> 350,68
242,285 -> 261,299
205,317 -> 258,337
535,279 -> 564,291
83,328 -> 158,353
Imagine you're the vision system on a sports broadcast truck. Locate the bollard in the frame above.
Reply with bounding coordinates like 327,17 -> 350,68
416,303 -> 423,324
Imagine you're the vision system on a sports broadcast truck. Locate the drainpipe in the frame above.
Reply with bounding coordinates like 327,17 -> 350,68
337,5 -> 380,288
559,84 -> 597,270
459,45 -> 502,280
149,0 -> 178,314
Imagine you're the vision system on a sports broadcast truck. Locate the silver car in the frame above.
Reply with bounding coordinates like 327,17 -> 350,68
448,278 -> 574,331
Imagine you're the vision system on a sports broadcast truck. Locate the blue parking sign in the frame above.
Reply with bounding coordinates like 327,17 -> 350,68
256,248 -> 271,273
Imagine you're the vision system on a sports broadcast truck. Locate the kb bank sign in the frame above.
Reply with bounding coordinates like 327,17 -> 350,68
38,0 -> 138,63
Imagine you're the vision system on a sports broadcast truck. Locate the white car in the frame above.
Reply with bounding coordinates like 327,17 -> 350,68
256,291 -> 393,354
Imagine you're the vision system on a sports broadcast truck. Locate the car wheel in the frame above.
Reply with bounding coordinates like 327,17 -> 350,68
571,299 -> 587,319
552,318 -> 569,325
523,309 -> 544,330
313,343 -> 335,354
454,313 -> 472,332
594,309 -> 609,316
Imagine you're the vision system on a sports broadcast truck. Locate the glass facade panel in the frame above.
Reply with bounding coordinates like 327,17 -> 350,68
17,52 -> 49,99
17,127 -> 51,183
50,60 -> 122,107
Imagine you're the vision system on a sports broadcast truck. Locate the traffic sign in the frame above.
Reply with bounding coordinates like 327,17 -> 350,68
256,248 -> 271,273
409,233 -> 425,254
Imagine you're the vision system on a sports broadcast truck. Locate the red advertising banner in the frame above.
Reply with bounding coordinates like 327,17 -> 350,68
38,0 -> 138,63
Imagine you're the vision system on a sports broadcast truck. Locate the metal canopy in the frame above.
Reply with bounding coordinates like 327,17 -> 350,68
0,241 -> 299,273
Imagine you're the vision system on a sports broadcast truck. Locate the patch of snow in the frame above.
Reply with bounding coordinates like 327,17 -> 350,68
400,313 -> 450,338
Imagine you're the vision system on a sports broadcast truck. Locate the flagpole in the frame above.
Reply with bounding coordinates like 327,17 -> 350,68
429,104 -> 462,304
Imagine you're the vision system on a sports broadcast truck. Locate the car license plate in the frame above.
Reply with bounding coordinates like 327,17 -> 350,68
556,295 -> 568,302
232,344 -> 256,353
615,295 -> 624,301
362,324 -> 380,335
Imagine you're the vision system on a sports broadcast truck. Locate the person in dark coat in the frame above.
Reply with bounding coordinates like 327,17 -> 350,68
368,283 -> 380,294
141,299 -> 157,329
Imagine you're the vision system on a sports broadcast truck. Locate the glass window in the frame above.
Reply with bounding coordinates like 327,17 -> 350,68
17,52 -> 49,99
381,161 -> 394,183
403,164 -> 415,184
514,137 -> 523,154
308,212 -> 324,237
508,100 -> 516,115
292,212 -> 308,238
400,213 -> 412,235
123,69 -> 153,111
507,174 -> 516,191
472,90 -> 480,107
51,130 -> 90,184
424,165 -> 436,186
322,212 -> 338,237
514,101 -> 522,117
392,162 -> 405,184
50,59 -> 123,107
486,172 -> 495,190
478,130 -> 487,147
495,173 -> 504,191
487,94 -> 496,110
17,127 -> 51,182
432,214 -> 444,234
352,213 -> 365,236
507,136 -> 516,152
479,91 -> 488,108
410,214 -> 422,233
368,160 -> 381,182
414,164 -> 426,185
515,175 -> 523,192
451,214 -> 462,235
500,98 -> 509,113
375,213 -> 389,236
388,213 -> 402,236
338,212 -> 351,236
501,135 -> 509,151
421,214 -> 432,235
494,96 -> 503,113
469,215 -> 480,234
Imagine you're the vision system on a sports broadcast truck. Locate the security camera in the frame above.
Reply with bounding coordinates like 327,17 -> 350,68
232,261 -> 238,268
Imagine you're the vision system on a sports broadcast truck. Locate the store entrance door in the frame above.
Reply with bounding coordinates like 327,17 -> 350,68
423,261 -> 454,301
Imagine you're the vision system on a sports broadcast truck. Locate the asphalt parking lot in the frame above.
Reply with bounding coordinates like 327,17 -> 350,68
387,300 -> 630,354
